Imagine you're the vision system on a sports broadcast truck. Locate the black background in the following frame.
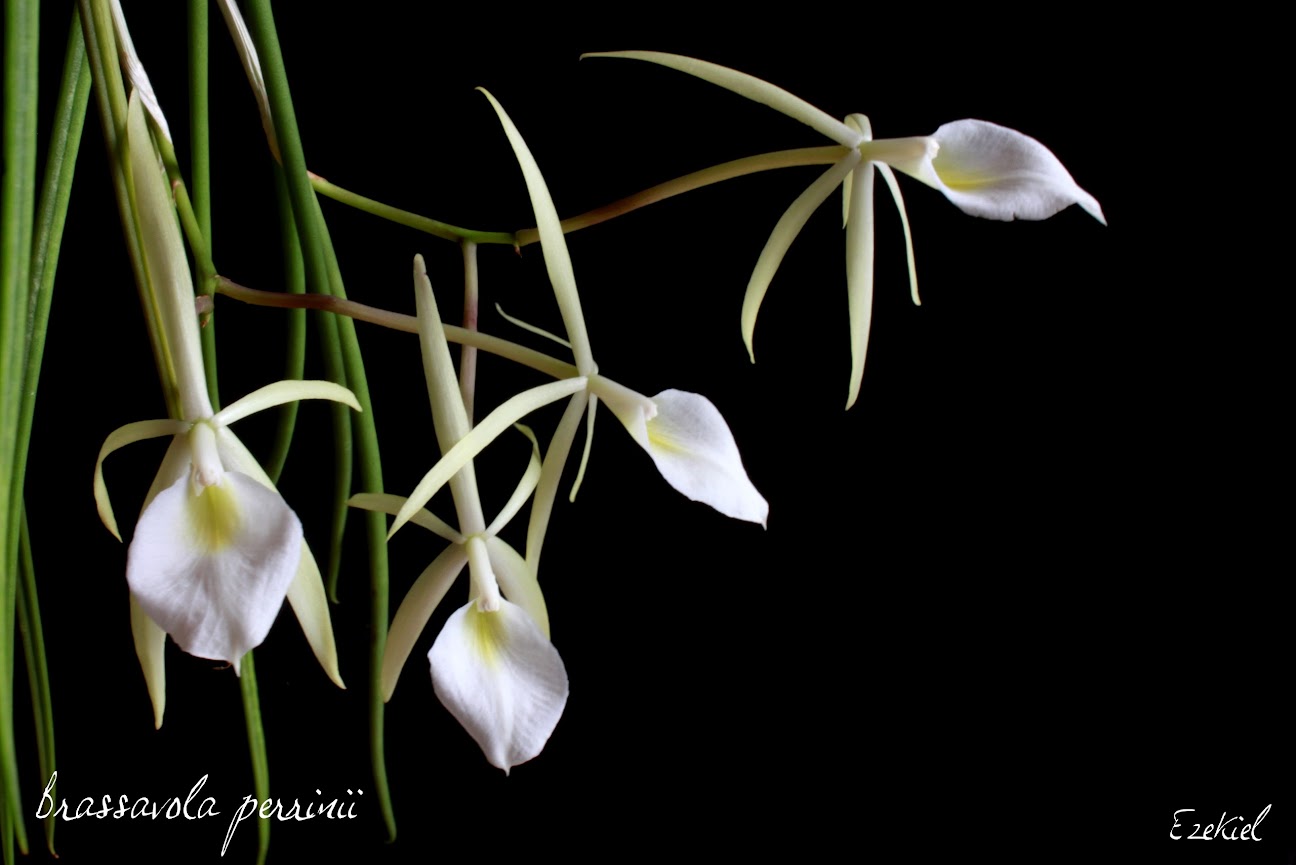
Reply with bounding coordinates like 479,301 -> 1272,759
13,3 -> 1289,863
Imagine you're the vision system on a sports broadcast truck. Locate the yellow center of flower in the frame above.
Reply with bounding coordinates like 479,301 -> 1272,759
466,605 -> 504,668
187,480 -> 241,552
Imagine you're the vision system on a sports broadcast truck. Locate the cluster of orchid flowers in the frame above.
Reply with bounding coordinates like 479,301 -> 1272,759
91,4 -> 1102,776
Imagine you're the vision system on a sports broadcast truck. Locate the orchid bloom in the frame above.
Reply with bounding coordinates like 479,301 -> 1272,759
468,90 -> 767,538
350,256 -> 565,773
94,94 -> 358,723
587,52 -> 1106,408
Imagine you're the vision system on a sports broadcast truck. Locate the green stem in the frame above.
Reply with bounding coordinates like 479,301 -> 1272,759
309,146 -> 846,249
263,167 -> 306,486
10,22 -> 90,855
310,174 -> 514,246
188,0 -> 219,406
16,509 -> 54,855
244,0 -> 395,837
215,277 -> 578,381
238,652 -> 270,865
0,0 -> 41,854
514,145 -> 848,246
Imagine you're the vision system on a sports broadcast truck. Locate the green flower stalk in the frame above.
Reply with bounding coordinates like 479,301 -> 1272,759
588,51 -> 1106,408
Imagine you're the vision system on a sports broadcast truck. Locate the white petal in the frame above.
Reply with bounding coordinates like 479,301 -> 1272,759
641,390 -> 768,526
924,119 -> 1106,224
126,471 -> 303,669
429,600 -> 568,773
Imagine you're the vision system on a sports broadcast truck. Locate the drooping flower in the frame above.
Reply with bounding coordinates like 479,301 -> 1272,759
95,94 -> 358,721
586,51 -> 1106,408
348,256 -> 566,773
476,88 -> 768,529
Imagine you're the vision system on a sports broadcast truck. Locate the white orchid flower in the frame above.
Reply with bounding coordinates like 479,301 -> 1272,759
349,256 -> 566,773
586,52 -> 1106,408
94,95 -> 358,722
468,89 -> 768,535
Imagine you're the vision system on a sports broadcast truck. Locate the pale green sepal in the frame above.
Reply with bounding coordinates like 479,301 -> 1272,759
125,93 -> 211,420
568,395 -> 598,503
414,255 -> 474,447
525,391 -> 588,577
382,544 -> 468,701
484,426 -> 542,537
844,160 -> 876,411
349,493 -> 464,544
389,377 -> 588,541
286,542 -> 344,688
585,51 -> 861,148
130,596 -> 166,728
213,379 -> 360,427
486,536 -> 549,638
213,427 -> 344,683
841,115 -> 872,229
478,89 -> 594,375
743,152 -> 860,362
877,163 -> 921,307
95,418 -> 190,540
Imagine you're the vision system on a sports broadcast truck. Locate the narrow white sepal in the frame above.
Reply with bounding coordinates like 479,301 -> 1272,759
349,492 -> 465,545
844,160 -> 876,411
478,89 -> 595,374
213,379 -> 360,427
483,425 -> 542,537
383,544 -> 468,702
584,51 -> 861,147
286,541 -> 345,688
94,418 -> 190,540
429,599 -> 568,773
126,471 -> 302,670
389,377 -> 588,540
129,596 -> 166,729
125,94 -> 211,420
743,151 -> 860,362
923,119 -> 1106,224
